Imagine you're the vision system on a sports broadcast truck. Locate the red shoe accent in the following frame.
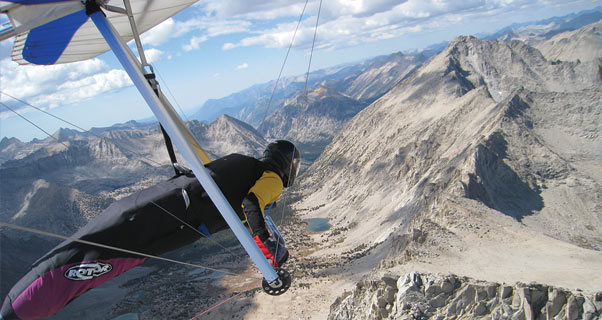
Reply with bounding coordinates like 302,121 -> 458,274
253,236 -> 278,268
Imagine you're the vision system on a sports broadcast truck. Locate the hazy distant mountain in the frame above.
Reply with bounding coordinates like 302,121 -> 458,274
332,52 -> 426,102
484,6 -> 602,45
188,115 -> 266,158
259,87 -> 365,162
190,80 -> 298,126
535,23 -> 602,62
258,52 -> 426,162
189,65 -> 361,126
190,53 -> 425,127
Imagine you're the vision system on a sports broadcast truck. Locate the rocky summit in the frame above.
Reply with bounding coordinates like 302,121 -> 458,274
328,272 -> 602,320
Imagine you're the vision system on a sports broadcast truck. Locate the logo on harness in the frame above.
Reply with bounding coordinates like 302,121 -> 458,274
65,262 -> 113,281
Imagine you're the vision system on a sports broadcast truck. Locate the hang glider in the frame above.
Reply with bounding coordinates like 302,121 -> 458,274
1,0 -> 291,318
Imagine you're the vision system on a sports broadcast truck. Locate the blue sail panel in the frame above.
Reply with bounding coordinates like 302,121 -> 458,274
22,9 -> 87,65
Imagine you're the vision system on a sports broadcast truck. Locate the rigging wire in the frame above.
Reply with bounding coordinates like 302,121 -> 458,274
260,0 -> 310,126
303,0 -> 323,98
0,221 -> 242,276
154,67 -> 191,123
150,200 -> 242,260
189,290 -> 251,319
274,0 -> 323,262
1,91 -> 89,132
0,102 -> 70,150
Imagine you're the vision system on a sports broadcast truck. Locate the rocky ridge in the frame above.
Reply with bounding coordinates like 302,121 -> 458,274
259,87 -> 365,162
258,52 -> 425,159
339,52 -> 425,101
328,272 -> 602,320
535,22 -> 602,62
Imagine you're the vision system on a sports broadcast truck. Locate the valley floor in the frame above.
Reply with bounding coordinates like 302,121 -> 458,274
212,198 -> 602,320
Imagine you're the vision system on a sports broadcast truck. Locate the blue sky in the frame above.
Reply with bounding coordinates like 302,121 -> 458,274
1,0 -> 600,142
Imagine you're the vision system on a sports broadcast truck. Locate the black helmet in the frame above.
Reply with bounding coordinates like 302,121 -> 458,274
262,140 -> 301,187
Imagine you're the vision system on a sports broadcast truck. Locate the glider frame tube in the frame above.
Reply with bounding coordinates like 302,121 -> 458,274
88,9 -> 279,283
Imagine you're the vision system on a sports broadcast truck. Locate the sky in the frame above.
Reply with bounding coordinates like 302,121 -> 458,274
0,0 -> 600,142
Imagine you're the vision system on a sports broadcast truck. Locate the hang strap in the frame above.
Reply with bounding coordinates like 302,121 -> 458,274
160,124 -> 181,175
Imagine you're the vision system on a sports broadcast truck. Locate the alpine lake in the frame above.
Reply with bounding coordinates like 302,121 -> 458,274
305,218 -> 331,232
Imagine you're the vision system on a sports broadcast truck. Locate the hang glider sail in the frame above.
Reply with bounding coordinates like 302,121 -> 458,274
1,1 -> 291,318
1,0 -> 195,65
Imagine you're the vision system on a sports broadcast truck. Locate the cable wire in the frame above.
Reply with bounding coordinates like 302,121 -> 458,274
154,67 -> 191,123
0,102 -> 70,149
275,0 -> 322,260
260,0 -> 310,126
150,200 -> 242,260
189,290 -> 252,319
303,0 -> 323,98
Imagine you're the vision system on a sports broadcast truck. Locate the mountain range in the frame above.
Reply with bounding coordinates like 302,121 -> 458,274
189,51 -> 426,127
482,5 -> 602,43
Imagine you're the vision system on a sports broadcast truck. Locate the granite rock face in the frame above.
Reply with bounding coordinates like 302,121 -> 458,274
328,272 -> 602,320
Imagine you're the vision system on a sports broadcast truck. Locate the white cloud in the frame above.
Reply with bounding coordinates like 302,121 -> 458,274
202,0 -> 308,19
140,14 -> 253,52
214,0 -> 557,51
223,42 -> 237,50
137,0 -> 433,53
55,70 -> 132,101
144,48 -> 164,63
183,35 -> 209,51
205,19 -> 252,37
0,58 -> 132,112
236,63 -> 249,70
141,18 -> 177,46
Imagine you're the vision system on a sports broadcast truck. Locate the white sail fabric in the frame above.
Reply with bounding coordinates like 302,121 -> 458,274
0,1 -> 82,35
3,0 -> 197,65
